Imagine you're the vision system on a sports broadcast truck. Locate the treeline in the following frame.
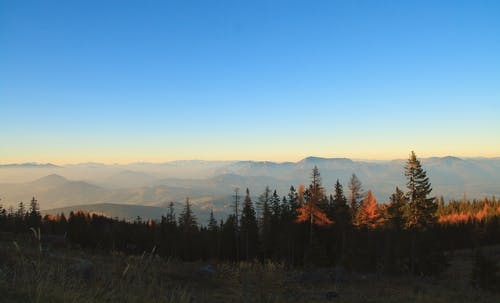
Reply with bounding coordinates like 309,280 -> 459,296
1,151 -> 500,275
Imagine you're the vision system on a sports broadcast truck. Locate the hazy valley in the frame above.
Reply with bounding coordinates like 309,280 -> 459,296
1,156 -> 499,222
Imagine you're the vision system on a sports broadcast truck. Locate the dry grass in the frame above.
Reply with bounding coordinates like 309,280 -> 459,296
1,234 -> 500,303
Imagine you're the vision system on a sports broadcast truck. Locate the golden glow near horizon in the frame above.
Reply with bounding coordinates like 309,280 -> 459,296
2,149 -> 499,166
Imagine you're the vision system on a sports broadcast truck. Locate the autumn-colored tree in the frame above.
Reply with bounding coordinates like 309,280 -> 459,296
356,190 -> 382,229
296,204 -> 333,226
302,167 -> 329,243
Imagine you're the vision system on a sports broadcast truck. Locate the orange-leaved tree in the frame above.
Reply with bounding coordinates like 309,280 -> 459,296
355,190 -> 383,229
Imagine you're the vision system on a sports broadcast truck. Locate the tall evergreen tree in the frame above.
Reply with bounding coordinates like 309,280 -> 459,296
16,201 -> 26,219
348,174 -> 363,222
386,187 -> 408,230
27,196 -> 42,228
270,190 -> 281,222
256,186 -> 271,221
258,187 -> 273,258
307,166 -> 326,208
178,198 -> 197,232
221,215 -> 237,260
207,208 -> 220,259
208,209 -> 218,232
404,151 -> 437,229
240,188 -> 259,259
166,202 -> 176,225
287,186 -> 299,218
331,179 -> 351,227
303,166 -> 328,244
178,198 -> 198,259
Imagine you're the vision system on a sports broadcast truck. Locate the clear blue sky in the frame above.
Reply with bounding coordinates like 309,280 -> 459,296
1,0 -> 499,163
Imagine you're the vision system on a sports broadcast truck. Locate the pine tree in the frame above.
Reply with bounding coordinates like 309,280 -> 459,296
178,198 -> 198,260
256,186 -> 271,221
270,190 -> 281,222
208,209 -> 218,232
386,187 -> 407,230
27,196 -> 42,228
221,215 -> 238,260
258,187 -> 273,258
301,166 -> 329,244
178,198 -> 197,232
287,186 -> 299,218
207,208 -> 220,259
307,166 -> 326,208
348,174 -> 363,222
404,151 -> 437,229
166,201 -> 176,225
240,188 -> 259,259
331,179 -> 351,227
16,201 -> 26,219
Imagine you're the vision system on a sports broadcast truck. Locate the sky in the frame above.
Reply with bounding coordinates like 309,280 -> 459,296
1,0 -> 499,164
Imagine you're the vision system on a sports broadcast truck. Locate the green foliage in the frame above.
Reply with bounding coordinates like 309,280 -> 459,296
348,173 -> 363,221
386,187 -> 408,230
404,151 -> 437,229
329,179 -> 350,227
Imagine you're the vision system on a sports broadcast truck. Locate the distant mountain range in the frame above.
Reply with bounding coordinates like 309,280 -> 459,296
1,156 -> 499,221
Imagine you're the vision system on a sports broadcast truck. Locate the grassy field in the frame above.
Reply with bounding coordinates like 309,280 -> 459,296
1,233 -> 499,303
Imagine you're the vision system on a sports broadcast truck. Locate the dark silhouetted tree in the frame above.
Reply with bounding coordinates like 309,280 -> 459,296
404,151 -> 437,229
240,188 -> 258,259
27,196 -> 42,228
386,187 -> 407,230
348,174 -> 363,222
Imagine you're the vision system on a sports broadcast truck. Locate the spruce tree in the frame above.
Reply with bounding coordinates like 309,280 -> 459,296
331,179 -> 351,227
386,187 -> 407,230
178,198 -> 197,233
258,187 -> 273,258
27,196 -> 42,228
256,186 -> 271,221
240,188 -> 259,259
166,202 -> 176,225
270,190 -> 281,222
287,186 -> 299,218
178,198 -> 198,260
404,151 -> 437,229
208,209 -> 218,232
348,174 -> 363,222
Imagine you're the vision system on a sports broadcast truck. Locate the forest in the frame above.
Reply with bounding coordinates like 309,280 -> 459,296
1,151 -> 500,279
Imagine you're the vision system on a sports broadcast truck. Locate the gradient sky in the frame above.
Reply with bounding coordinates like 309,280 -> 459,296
1,0 -> 499,164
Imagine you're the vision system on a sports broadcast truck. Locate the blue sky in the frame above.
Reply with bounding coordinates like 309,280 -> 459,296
1,0 -> 499,163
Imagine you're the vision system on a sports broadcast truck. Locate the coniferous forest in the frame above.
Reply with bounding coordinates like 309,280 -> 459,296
2,151 -> 500,278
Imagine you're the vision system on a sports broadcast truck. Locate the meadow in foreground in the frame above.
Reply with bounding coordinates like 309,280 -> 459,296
1,232 -> 499,303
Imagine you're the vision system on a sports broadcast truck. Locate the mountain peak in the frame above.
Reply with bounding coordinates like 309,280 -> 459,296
31,174 -> 68,187
0,162 -> 60,168
298,156 -> 353,163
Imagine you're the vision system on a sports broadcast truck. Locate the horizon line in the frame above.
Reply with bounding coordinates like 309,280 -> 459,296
1,154 -> 499,166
